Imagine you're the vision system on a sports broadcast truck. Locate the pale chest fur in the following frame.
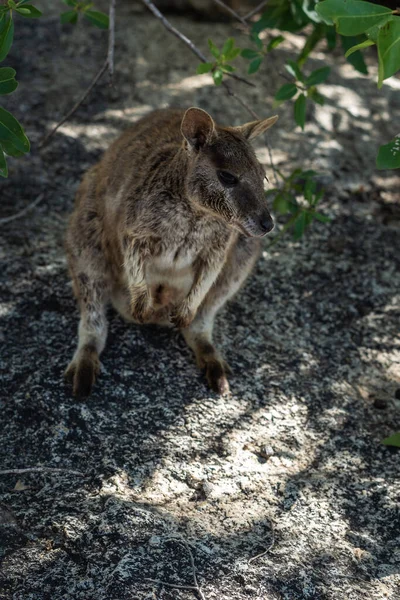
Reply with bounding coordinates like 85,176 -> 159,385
144,216 -> 232,309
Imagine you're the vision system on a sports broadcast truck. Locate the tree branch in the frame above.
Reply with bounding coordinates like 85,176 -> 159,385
222,80 -> 279,185
0,467 -> 84,476
0,194 -> 44,226
243,0 -> 269,21
212,0 -> 248,27
40,0 -> 117,147
108,0 -> 116,84
141,0 -> 254,87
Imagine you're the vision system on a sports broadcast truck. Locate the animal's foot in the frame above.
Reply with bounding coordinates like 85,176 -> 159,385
65,347 -> 100,398
130,291 -> 154,324
205,358 -> 231,396
170,301 -> 195,329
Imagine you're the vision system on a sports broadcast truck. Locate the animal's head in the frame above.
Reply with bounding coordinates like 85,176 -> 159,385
181,107 -> 278,237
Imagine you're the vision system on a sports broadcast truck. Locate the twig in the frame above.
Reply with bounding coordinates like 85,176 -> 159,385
39,59 -> 108,148
0,467 -> 84,476
146,537 -> 206,600
243,0 -> 269,21
0,194 -> 44,225
40,0 -> 117,147
108,0 -> 116,84
212,0 -> 248,27
145,580 -> 199,592
248,529 -> 275,564
141,0 -> 254,87
222,80 -> 279,185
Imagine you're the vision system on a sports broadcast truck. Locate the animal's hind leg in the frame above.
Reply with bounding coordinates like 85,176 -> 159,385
65,273 -> 110,397
182,236 -> 260,395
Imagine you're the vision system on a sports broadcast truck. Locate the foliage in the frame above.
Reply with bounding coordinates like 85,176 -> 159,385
61,1 -> 109,29
1,0 -> 399,245
193,0 -> 400,241
196,38 -> 241,85
381,432 -> 400,448
0,0 -> 108,177
266,169 -> 329,243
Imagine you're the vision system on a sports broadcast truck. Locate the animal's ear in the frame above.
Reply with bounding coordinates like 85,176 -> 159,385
235,115 -> 278,140
181,107 -> 216,150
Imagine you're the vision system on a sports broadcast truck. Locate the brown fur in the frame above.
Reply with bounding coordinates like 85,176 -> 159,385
65,107 -> 277,396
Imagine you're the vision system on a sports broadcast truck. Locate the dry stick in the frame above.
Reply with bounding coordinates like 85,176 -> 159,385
169,538 -> 205,600
248,530 -> 275,564
243,0 -> 269,21
0,194 -> 44,226
40,0 -> 116,147
108,0 -> 116,84
212,0 -> 248,27
145,580 -> 200,592
146,537 -> 206,600
141,0 -> 254,88
222,80 -> 279,186
0,467 -> 84,476
215,3 -> 279,185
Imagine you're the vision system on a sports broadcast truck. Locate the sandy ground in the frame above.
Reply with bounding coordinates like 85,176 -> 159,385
1,1 -> 399,599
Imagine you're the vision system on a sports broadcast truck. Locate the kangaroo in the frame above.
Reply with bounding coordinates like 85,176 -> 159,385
65,107 -> 277,397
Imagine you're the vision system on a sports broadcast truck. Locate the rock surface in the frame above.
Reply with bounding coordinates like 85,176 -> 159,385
0,2 -> 399,599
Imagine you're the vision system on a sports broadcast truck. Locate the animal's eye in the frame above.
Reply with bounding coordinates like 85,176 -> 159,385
217,170 -> 238,186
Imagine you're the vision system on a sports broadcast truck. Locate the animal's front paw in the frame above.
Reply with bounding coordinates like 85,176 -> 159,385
170,302 -> 196,329
205,359 -> 231,396
65,349 -> 100,398
130,291 -> 154,324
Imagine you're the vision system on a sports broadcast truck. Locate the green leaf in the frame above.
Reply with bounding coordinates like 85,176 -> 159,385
224,47 -> 241,61
285,59 -> 304,81
0,66 -> 16,80
376,136 -> 400,169
308,87 -> 325,105
274,82 -> 298,101
0,106 -> 30,153
382,432 -> 400,447
197,62 -> 214,74
293,211 -> 307,239
60,10 -> 78,24
1,138 -> 24,156
221,64 -> 235,73
294,93 -> 307,129
298,24 -> 325,65
84,10 -> 109,29
213,68 -> 223,85
316,0 -> 393,36
241,48 -> 261,60
305,66 -> 330,86
222,37 -> 234,56
344,38 -> 375,57
250,32 -> 263,50
267,35 -> 284,51
0,77 -> 17,94
0,147 -> 7,177
15,4 -> 42,18
62,0 -> 77,6
208,38 -> 220,59
304,178 -> 317,202
377,19 -> 400,88
0,14 -> 14,62
273,192 -> 296,215
341,35 -> 369,74
313,212 -> 330,223
326,25 -> 337,49
248,57 -> 263,74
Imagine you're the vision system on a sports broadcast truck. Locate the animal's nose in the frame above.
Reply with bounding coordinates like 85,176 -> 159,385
259,213 -> 274,234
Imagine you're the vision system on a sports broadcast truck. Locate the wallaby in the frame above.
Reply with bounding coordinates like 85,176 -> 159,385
65,107 -> 277,397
